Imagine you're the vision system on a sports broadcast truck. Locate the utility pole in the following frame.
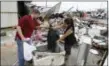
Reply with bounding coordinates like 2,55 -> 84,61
46,0 -> 47,8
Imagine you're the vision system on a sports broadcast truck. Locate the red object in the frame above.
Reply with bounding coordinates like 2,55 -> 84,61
83,12 -> 87,17
35,30 -> 43,40
16,15 -> 40,40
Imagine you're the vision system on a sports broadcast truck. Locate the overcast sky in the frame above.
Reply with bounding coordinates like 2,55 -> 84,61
32,2 -> 107,12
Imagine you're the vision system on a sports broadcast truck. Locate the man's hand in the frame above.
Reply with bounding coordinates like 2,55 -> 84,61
21,37 -> 26,41
36,26 -> 41,29
37,19 -> 41,23
22,38 -> 30,41
22,38 -> 32,44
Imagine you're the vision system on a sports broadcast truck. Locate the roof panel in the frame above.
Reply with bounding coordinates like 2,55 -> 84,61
0,0 -> 108,2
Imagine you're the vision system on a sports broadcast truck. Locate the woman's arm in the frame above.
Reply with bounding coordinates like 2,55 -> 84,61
61,28 -> 73,40
57,28 -> 73,43
58,28 -> 73,42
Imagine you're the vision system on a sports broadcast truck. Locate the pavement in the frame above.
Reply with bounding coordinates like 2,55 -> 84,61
1,43 -> 17,66
1,40 -> 102,66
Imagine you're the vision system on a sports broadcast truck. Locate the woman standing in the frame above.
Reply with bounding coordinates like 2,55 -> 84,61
55,18 -> 77,66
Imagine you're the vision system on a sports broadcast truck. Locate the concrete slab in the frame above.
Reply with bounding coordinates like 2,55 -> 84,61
66,46 -> 101,66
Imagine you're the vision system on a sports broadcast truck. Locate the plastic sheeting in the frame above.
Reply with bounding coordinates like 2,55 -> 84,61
23,42 -> 36,61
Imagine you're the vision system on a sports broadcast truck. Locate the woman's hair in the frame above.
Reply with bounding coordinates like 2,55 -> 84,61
64,18 -> 75,33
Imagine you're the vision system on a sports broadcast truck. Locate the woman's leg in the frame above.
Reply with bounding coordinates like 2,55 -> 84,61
65,45 -> 72,58
62,45 -> 72,66
16,39 -> 25,66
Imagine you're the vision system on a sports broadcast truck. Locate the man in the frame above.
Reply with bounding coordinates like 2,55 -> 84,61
15,7 -> 41,66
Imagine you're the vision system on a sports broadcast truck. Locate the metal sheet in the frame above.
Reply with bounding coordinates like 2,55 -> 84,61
1,13 -> 18,28
1,2 -> 17,12
44,2 -> 61,18
76,44 -> 91,66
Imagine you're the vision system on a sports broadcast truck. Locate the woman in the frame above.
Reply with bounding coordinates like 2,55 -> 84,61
55,18 -> 77,66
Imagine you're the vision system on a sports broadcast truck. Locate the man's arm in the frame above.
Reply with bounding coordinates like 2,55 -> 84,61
16,26 -> 25,40
35,19 -> 49,29
16,16 -> 27,40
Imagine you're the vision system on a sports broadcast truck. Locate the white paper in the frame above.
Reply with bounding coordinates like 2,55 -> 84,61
23,42 -> 36,61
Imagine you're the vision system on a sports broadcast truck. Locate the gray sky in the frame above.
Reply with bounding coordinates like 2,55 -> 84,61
32,2 -> 107,12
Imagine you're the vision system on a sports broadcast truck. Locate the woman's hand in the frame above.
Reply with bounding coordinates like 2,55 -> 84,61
56,40 -> 60,44
56,39 -> 65,44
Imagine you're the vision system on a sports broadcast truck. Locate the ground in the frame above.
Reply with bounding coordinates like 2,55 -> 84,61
1,44 -> 17,66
